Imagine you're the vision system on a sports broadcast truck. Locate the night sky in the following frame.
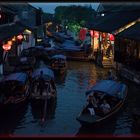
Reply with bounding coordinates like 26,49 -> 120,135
30,3 -> 99,14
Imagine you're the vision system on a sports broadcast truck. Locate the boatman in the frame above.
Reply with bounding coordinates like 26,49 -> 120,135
38,71 -> 45,96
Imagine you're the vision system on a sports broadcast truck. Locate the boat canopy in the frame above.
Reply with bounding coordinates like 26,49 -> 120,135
51,54 -> 66,60
2,72 -> 27,84
45,47 -> 56,51
86,80 -> 125,99
35,45 -> 44,49
32,67 -> 54,79
20,57 -> 28,62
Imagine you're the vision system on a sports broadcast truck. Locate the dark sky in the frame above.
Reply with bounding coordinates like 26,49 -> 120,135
30,3 -> 99,14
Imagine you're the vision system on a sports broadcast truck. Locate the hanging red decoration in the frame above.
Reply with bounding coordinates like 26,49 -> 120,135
90,30 -> 94,37
79,28 -> 87,41
17,34 -> 23,40
102,33 -> 106,38
109,34 -> 114,41
2,44 -> 11,51
94,31 -> 99,38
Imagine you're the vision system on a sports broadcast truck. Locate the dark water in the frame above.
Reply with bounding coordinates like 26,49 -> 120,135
0,61 -> 140,136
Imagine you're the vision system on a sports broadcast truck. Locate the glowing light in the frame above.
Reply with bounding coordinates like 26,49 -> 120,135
25,29 -> 32,34
94,31 -> 99,38
2,44 -> 11,51
7,41 -> 13,45
17,34 -> 23,40
101,13 -> 105,16
12,36 -> 16,41
108,34 -> 114,41
102,33 -> 106,38
90,30 -> 94,37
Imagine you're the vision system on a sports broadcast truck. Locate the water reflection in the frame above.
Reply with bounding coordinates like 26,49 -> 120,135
0,61 -> 139,136
0,102 -> 29,135
30,98 -> 57,124
55,73 -> 67,86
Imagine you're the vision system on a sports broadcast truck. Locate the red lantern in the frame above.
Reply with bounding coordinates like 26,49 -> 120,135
7,41 -> 13,45
2,44 -> 11,51
94,31 -> 99,38
79,28 -> 87,41
17,34 -> 23,40
102,33 -> 106,38
109,34 -> 114,41
90,30 -> 94,37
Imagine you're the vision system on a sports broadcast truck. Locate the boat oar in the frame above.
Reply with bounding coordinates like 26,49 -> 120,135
41,85 -> 49,124
41,96 -> 47,123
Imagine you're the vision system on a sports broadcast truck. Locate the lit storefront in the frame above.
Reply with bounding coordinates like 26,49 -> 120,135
89,9 -> 140,67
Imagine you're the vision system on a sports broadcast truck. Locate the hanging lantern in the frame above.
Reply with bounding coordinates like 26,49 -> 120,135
7,41 -> 13,46
102,33 -> 106,38
79,28 -> 87,41
2,44 -> 11,51
94,31 -> 99,38
90,30 -> 94,37
17,34 -> 23,40
12,36 -> 16,41
109,34 -> 114,41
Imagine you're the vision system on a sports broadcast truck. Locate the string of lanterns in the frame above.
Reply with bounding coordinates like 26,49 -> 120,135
90,30 -> 114,41
2,34 -> 23,51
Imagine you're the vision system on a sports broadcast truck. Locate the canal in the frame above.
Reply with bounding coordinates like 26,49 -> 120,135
0,61 -> 140,136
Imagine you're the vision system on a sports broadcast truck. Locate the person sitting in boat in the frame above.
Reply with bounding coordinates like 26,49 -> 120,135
86,95 -> 96,116
38,71 -> 45,96
100,99 -> 111,115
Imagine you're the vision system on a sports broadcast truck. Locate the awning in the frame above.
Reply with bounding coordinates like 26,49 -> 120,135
116,22 -> 140,41
89,10 -> 140,33
0,5 -> 17,14
0,22 -> 27,42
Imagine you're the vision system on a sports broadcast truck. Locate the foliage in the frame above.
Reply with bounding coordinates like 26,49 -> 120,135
67,22 -> 81,34
54,5 -> 96,28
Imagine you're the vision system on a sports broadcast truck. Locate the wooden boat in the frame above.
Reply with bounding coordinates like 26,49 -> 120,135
50,54 -> 67,75
15,56 -> 36,73
20,46 -> 49,62
76,80 -> 128,126
54,39 -> 93,61
30,67 -> 57,104
44,47 -> 64,58
0,72 -> 30,110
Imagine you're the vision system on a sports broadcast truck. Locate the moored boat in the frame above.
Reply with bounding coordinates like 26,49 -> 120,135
30,67 -> 57,105
76,80 -> 128,126
50,54 -> 67,75
0,72 -> 30,111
